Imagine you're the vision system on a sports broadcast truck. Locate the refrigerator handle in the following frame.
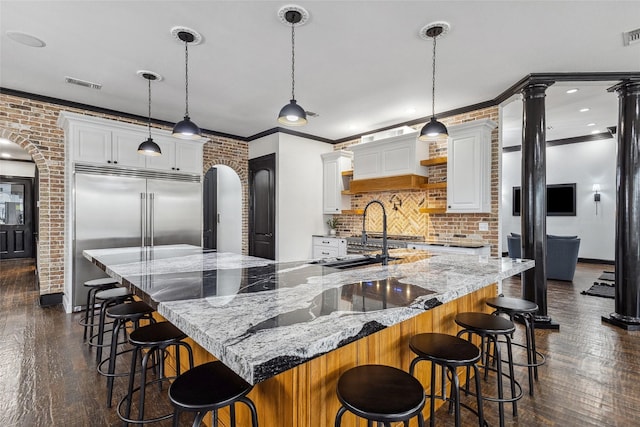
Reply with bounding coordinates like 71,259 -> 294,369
141,193 -> 146,247
150,192 -> 155,247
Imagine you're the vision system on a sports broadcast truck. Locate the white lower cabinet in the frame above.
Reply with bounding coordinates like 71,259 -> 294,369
407,243 -> 490,256
312,236 -> 347,258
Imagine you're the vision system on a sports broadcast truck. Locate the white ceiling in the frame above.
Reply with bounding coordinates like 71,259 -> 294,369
1,0 -> 639,150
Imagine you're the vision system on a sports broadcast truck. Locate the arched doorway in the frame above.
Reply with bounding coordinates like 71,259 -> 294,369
0,137 -> 37,259
203,165 -> 242,253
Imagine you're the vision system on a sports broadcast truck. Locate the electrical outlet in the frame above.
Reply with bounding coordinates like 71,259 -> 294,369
479,222 -> 488,231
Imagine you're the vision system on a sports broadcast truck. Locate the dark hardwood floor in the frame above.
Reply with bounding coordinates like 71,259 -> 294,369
1,258 -> 639,426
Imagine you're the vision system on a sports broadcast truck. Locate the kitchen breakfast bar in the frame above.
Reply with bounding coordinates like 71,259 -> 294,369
84,244 -> 534,426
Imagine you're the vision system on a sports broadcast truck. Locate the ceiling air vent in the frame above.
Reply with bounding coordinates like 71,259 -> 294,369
623,28 -> 640,46
64,76 -> 102,90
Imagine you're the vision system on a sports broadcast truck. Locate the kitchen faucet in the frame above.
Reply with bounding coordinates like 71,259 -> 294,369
361,199 -> 389,265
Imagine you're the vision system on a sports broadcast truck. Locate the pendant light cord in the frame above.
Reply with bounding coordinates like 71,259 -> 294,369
290,22 -> 296,100
431,35 -> 437,118
184,40 -> 190,117
147,77 -> 152,138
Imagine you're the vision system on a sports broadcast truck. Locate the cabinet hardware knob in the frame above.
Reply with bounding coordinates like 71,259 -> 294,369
113,161 -> 118,164
107,160 -> 111,164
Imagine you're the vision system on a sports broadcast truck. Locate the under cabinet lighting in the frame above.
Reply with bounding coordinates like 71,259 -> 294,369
579,108 -> 590,113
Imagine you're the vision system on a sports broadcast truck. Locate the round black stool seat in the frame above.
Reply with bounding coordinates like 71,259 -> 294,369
168,361 -> 258,427
409,333 -> 486,427
117,321 -> 194,425
455,312 -> 522,427
79,278 -> 118,341
335,364 -> 425,426
456,312 -> 516,335
486,297 -> 545,396
129,320 -> 186,346
486,297 -> 537,314
100,301 -> 155,408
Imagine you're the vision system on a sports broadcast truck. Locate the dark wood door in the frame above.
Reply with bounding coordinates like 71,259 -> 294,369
249,154 -> 276,260
203,167 -> 217,250
0,176 -> 34,259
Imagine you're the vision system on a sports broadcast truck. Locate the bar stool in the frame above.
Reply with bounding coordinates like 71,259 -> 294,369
98,301 -> 155,408
455,312 -> 523,427
89,287 -> 134,364
168,361 -> 258,427
409,333 -> 486,427
334,364 -> 425,427
486,296 -> 545,396
117,321 -> 194,425
79,277 -> 118,341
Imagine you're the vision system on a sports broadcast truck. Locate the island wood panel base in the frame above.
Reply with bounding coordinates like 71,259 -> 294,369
151,284 -> 496,427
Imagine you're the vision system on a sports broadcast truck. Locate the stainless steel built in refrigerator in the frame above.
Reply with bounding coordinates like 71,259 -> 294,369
73,165 -> 202,308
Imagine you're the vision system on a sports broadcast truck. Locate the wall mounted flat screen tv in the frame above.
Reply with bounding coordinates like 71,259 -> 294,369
512,183 -> 577,216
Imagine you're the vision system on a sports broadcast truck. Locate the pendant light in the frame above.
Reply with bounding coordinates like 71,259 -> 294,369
137,71 -> 162,156
277,5 -> 309,126
171,27 -> 202,139
418,22 -> 450,141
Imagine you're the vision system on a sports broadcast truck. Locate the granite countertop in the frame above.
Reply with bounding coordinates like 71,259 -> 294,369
84,244 -> 533,385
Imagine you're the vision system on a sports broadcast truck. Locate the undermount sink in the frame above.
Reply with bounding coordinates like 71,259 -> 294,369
310,255 -> 400,270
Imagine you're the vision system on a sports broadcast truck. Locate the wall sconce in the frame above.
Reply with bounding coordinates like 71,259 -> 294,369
593,184 -> 601,215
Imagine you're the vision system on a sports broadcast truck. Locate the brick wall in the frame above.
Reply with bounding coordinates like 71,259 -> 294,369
0,93 -> 248,296
333,106 -> 501,255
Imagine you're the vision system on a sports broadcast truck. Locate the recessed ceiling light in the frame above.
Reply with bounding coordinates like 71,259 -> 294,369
587,123 -> 596,127
579,108 -> 590,112
6,31 -> 46,48
566,88 -> 579,94
1,153 -> 12,158
591,129 -> 601,134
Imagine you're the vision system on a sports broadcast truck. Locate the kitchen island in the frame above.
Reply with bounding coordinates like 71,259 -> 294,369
84,244 -> 533,426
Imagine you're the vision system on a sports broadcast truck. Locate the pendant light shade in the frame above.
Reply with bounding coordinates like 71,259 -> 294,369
137,71 -> 162,156
138,137 -> 161,156
277,6 -> 309,127
172,116 -> 201,139
278,99 -> 307,126
419,117 -> 449,139
172,28 -> 202,139
418,22 -> 450,141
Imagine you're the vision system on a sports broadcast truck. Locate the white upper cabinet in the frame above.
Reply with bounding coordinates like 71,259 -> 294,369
321,150 -> 353,214
446,119 -> 497,213
111,130 -> 150,168
59,112 -> 204,174
350,130 -> 428,179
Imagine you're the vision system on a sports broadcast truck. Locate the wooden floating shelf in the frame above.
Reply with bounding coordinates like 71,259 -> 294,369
348,174 -> 427,194
419,207 -> 447,214
342,209 -> 364,215
421,182 -> 447,190
341,170 -> 353,177
420,157 -> 448,166
341,190 -> 354,195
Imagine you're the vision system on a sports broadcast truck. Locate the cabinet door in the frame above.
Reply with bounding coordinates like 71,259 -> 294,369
446,121 -> 493,213
73,125 -> 112,164
175,143 -> 202,174
112,130 -> 148,168
323,159 -> 341,213
146,137 -> 175,171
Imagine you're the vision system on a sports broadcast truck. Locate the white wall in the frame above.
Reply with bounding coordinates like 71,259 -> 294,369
215,165 -> 242,254
248,132 -> 333,262
0,160 -> 36,177
276,134 -> 332,261
501,137 -> 616,261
